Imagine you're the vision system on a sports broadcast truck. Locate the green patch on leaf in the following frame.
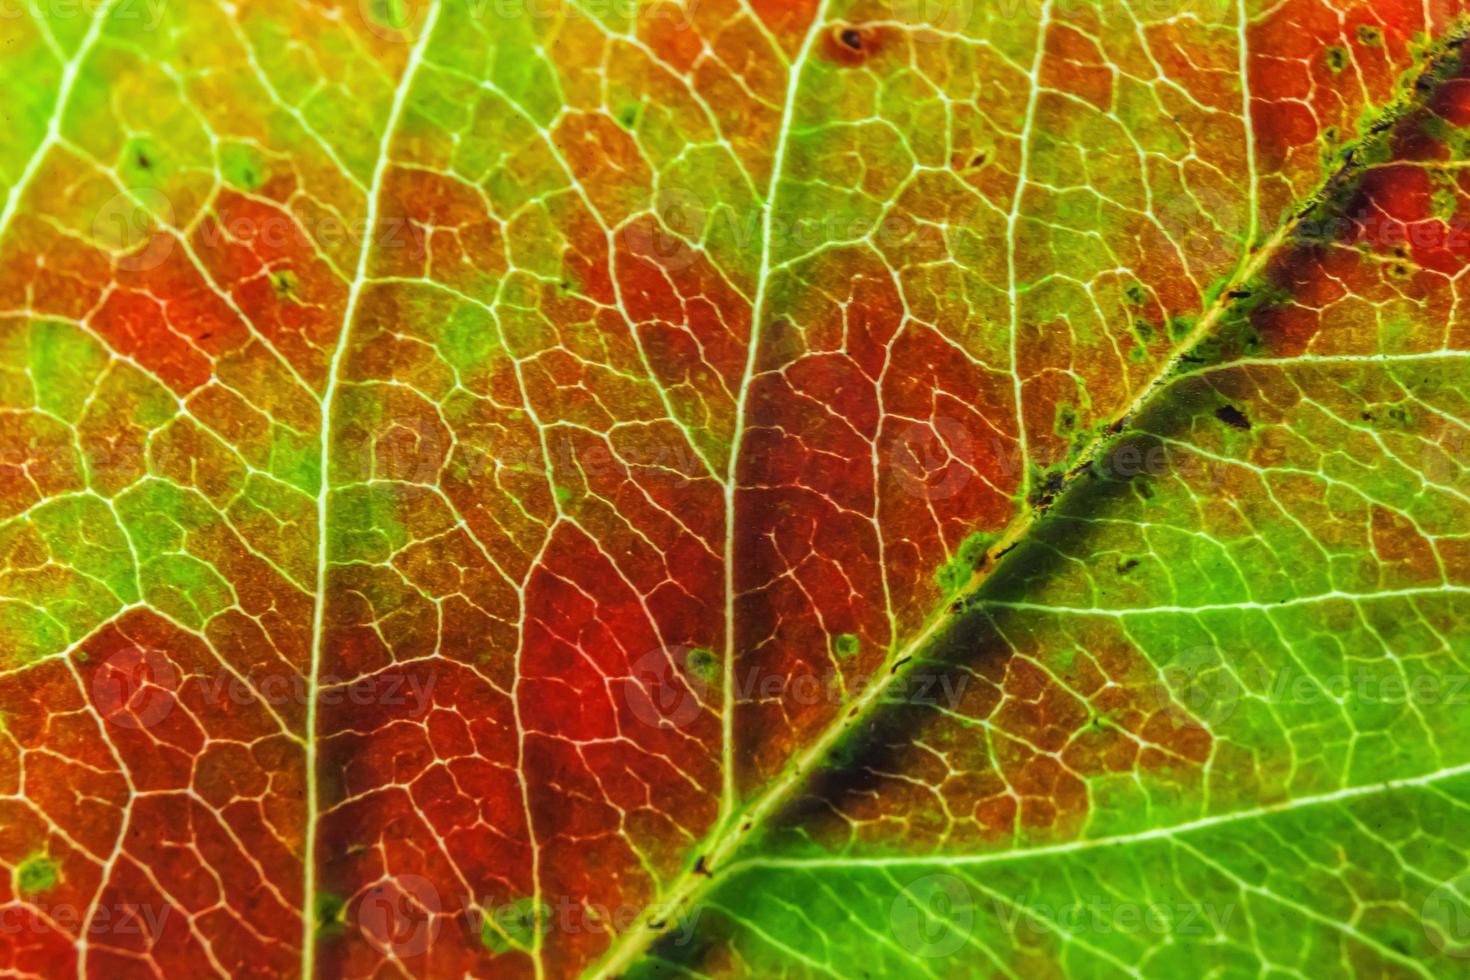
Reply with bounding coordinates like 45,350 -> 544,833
616,102 -> 644,130
686,646 -> 718,682
1054,403 -> 1078,436
481,896 -> 546,954
120,136 -> 170,187
314,892 -> 347,937
28,321 -> 107,423
270,268 -> 299,301
1432,172 -> 1460,221
15,854 -> 58,895
440,302 -> 501,378
936,531 -> 999,594
830,633 -> 860,659
219,142 -> 265,191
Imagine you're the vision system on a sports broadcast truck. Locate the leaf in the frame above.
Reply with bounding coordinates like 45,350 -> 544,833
0,1 -> 1464,979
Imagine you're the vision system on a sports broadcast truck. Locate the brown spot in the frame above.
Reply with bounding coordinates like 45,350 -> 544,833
823,23 -> 890,65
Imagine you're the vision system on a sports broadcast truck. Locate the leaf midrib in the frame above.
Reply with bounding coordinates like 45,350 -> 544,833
589,15 -> 1470,978
302,7 -> 443,978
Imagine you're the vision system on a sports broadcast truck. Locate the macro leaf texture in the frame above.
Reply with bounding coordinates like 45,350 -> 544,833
0,0 -> 1468,977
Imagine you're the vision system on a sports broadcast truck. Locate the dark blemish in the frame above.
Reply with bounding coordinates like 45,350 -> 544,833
271,269 -> 299,299
692,856 -> 710,877
824,23 -> 888,64
1214,405 -> 1251,430
616,103 -> 642,130
1030,470 -> 1065,509
1325,46 -> 1348,72
1356,24 -> 1383,46
1117,557 -> 1141,574
970,152 -> 988,168
650,921 -> 666,931
136,152 -> 152,170
889,656 -> 912,674
1227,289 -> 1251,299
1054,404 -> 1077,434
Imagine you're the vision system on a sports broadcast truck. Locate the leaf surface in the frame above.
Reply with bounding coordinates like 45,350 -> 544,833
0,1 -> 1465,978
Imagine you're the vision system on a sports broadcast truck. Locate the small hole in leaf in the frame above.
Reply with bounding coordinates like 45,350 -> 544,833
1214,405 -> 1251,431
